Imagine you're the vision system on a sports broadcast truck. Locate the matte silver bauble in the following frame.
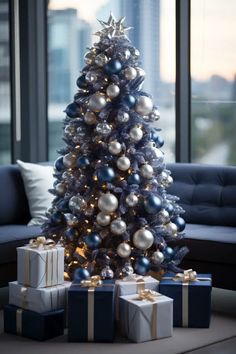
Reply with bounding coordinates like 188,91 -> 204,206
106,84 -> 120,99
152,250 -> 164,264
129,126 -> 143,142
149,108 -> 160,121
126,193 -> 139,207
117,111 -> 129,123
84,52 -> 95,65
63,153 -> 77,168
85,71 -> 97,83
69,195 -> 87,213
98,193 -> 118,213
95,53 -> 108,67
158,209 -> 170,224
136,67 -> 146,77
140,164 -> 154,179
88,93 -> 106,112
133,228 -> 154,250
117,156 -> 130,171
96,122 -> 111,135
84,111 -> 97,125
64,213 -> 78,227
108,141 -> 122,155
96,212 -> 111,226
124,67 -> 137,80
135,96 -> 153,116
110,218 -> 127,235
165,222 -> 178,236
55,182 -> 66,195
117,243 -> 131,258
100,265 -> 114,279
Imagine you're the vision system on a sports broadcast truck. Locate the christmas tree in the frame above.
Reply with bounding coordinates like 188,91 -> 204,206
43,14 -> 188,280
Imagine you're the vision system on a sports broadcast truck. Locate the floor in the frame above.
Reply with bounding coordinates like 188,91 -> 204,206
0,287 -> 235,354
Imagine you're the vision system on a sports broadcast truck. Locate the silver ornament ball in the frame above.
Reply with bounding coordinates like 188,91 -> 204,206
106,84 -> 120,99
135,96 -> 153,116
84,52 -> 95,65
69,195 -> 87,213
98,193 -> 118,213
117,111 -> 129,123
124,66 -> 137,80
129,126 -> 143,142
122,262 -> 134,276
88,92 -> 106,112
140,164 -> 154,179
100,265 -> 114,279
117,243 -> 131,258
96,122 -> 111,135
126,193 -> 139,207
110,218 -> 127,235
96,212 -> 111,226
84,111 -> 97,125
55,182 -> 66,195
165,222 -> 178,236
85,71 -> 97,83
136,67 -> 146,77
158,209 -> 170,224
152,250 -> 164,264
63,153 -> 77,168
117,156 -> 131,171
95,53 -> 108,67
119,48 -> 131,61
108,141 -> 122,155
133,228 -> 154,250
149,108 -> 160,121
64,213 -> 78,227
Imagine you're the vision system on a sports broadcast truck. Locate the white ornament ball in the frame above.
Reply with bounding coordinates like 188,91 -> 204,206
129,126 -> 143,142
117,156 -> 130,171
126,193 -> 139,207
108,141 -> 122,155
88,93 -> 106,112
117,111 -> 129,123
135,96 -> 153,116
152,250 -> 164,264
96,212 -> 111,226
110,218 -> 127,235
106,84 -> 120,99
95,53 -> 108,67
133,228 -> 154,250
140,164 -> 154,179
124,67 -> 137,80
117,243 -> 131,258
55,182 -> 66,195
84,111 -> 97,125
165,222 -> 178,236
63,153 -> 77,168
98,193 -> 118,213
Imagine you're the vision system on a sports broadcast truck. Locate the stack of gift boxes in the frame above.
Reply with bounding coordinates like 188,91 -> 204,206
4,237 -> 71,341
4,237 -> 212,342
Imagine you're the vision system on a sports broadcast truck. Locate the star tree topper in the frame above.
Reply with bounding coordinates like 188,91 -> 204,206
95,13 -> 132,40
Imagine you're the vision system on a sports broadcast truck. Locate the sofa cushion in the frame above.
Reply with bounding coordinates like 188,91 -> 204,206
167,163 -> 236,227
0,165 -> 31,225
0,225 -> 42,265
178,224 -> 236,266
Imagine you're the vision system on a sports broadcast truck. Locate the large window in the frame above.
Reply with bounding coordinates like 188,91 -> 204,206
47,0 -> 176,162
0,0 -> 11,164
191,0 -> 236,165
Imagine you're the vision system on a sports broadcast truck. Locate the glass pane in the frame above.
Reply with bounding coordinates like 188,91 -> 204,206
191,0 -> 236,165
48,0 -> 175,162
0,0 -> 11,164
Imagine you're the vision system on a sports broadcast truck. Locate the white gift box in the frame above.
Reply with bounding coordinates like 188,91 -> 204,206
9,281 -> 71,313
17,245 -> 64,288
119,293 -> 173,343
115,275 -> 159,320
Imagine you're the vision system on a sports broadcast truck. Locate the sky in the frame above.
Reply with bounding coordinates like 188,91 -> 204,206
49,0 -> 236,82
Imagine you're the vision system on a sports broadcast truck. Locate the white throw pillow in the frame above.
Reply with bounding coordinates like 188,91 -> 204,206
17,160 -> 55,226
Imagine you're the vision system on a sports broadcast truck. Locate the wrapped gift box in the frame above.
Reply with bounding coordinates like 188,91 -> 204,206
159,272 -> 212,328
17,243 -> 64,288
119,291 -> 173,343
4,305 -> 64,341
115,275 -> 159,320
68,278 -> 115,342
9,281 -> 71,313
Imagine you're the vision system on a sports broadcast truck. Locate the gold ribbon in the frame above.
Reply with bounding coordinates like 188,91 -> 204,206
80,275 -> 103,288
173,269 -> 198,282
136,289 -> 160,302
29,236 -> 56,249
16,309 -> 23,335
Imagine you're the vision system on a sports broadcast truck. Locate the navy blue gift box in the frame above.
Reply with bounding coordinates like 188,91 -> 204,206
4,305 -> 64,341
159,272 -> 212,328
68,280 -> 115,342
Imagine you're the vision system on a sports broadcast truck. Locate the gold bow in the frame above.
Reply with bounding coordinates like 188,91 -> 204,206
137,289 -> 160,302
173,269 -> 197,282
80,275 -> 103,288
29,236 -> 56,249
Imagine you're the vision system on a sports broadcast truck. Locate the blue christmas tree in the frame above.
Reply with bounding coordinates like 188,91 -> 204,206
43,14 -> 188,280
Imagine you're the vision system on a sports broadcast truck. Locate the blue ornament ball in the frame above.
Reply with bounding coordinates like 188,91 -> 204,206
85,233 -> 102,249
163,247 -> 174,260
77,156 -> 90,168
128,173 -> 141,185
54,156 -> 64,172
172,216 -> 186,232
97,166 -> 115,182
76,74 -> 87,89
121,94 -> 136,108
64,228 -> 79,242
104,59 -> 122,75
64,102 -> 80,118
144,194 -> 162,214
134,256 -> 150,275
151,131 -> 164,148
73,267 -> 90,282
50,211 -> 63,225
164,203 -> 174,215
